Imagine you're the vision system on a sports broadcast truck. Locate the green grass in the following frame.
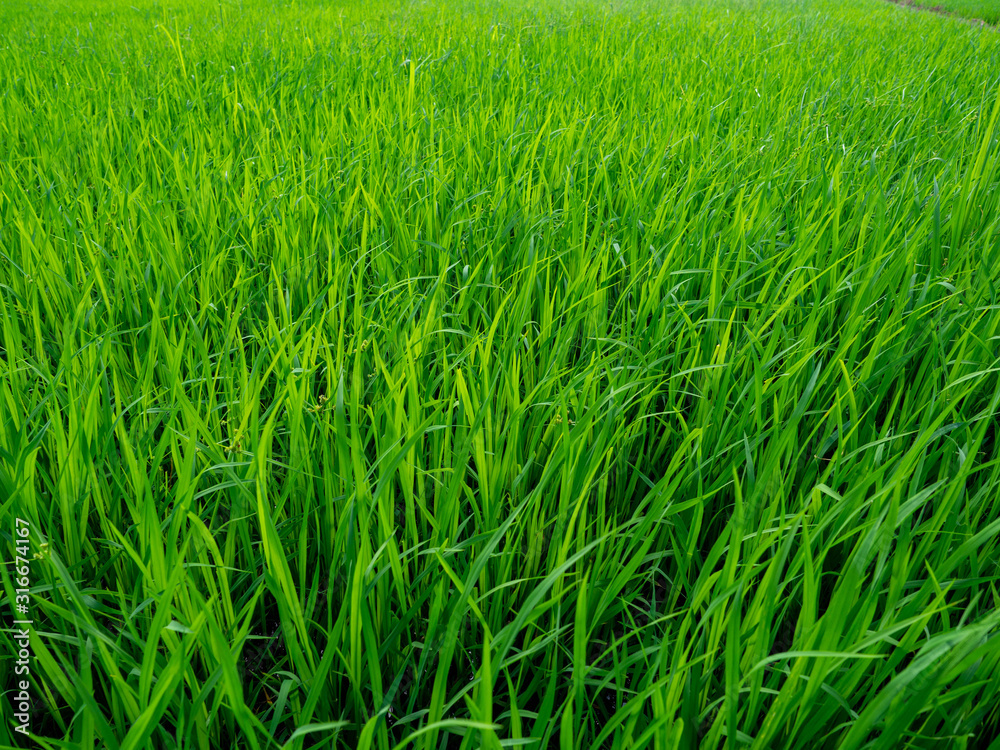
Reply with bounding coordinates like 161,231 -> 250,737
904,0 -> 1000,24
1,0 -> 1000,747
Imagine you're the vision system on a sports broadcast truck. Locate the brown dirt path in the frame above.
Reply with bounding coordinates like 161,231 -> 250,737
883,0 -> 996,28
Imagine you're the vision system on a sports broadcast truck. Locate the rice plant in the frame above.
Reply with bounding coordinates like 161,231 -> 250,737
1,0 -> 999,747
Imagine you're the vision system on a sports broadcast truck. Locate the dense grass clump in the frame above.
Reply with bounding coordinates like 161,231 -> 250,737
2,0 -> 1000,747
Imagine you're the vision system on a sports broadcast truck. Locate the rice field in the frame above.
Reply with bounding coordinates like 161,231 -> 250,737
905,0 -> 1000,24
1,0 -> 1000,747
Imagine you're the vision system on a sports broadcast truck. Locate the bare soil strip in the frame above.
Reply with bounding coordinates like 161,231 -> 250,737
883,0 -> 996,28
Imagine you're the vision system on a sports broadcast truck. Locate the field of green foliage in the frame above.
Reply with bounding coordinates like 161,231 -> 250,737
2,0 -> 1000,747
